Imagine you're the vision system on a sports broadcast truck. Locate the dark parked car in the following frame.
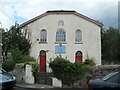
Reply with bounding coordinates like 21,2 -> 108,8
0,68 -> 16,90
88,71 -> 120,90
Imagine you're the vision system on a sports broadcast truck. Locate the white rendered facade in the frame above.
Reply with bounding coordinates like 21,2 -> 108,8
21,11 -> 103,72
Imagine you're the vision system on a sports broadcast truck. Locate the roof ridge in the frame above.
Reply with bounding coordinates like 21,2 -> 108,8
46,10 -> 76,13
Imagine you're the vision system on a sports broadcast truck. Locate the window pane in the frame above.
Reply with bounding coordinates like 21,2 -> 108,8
40,29 -> 47,42
56,29 -> 66,42
75,30 -> 82,42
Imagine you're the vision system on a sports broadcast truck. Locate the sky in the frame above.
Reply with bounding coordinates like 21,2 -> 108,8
0,0 -> 119,29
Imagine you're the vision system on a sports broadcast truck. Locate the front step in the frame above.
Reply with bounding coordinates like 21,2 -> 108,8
35,72 -> 53,85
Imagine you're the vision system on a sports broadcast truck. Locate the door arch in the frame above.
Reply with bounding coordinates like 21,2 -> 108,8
75,51 -> 82,63
40,50 -> 46,72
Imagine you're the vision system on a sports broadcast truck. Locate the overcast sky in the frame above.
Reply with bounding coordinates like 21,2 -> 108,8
0,0 -> 119,29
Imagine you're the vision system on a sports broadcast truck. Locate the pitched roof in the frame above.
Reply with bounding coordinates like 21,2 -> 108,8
20,10 -> 103,27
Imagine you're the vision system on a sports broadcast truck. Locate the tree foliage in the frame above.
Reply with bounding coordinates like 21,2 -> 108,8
49,56 -> 89,86
2,23 -> 31,61
2,60 -> 16,72
101,27 -> 120,64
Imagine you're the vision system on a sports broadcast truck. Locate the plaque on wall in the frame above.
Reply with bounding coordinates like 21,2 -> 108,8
55,45 -> 66,54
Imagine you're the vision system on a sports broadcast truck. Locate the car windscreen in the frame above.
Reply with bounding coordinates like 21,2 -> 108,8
101,71 -> 119,81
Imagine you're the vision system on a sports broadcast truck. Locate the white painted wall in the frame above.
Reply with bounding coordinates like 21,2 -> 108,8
25,64 -> 34,84
25,13 -> 101,72
52,77 -> 62,87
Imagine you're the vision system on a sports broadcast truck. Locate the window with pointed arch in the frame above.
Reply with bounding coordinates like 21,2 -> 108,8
40,29 -> 47,43
75,29 -> 82,43
56,28 -> 66,42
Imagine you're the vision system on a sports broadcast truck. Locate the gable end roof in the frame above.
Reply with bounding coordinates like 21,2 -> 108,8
20,10 -> 103,27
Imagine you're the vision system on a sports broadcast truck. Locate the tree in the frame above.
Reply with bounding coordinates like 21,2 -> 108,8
101,27 -> 120,64
2,23 -> 31,61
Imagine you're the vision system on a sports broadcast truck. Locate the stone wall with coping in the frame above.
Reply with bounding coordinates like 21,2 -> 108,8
10,64 -> 35,84
10,65 -> 25,83
11,65 -> 120,87
74,65 -> 120,88
87,65 -> 120,78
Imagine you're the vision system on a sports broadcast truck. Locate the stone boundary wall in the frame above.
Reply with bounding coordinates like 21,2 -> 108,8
10,65 -> 120,87
10,64 -> 34,84
10,65 -> 25,83
74,65 -> 120,88
87,65 -> 120,78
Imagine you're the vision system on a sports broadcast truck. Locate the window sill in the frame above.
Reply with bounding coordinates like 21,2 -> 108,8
39,42 -> 47,44
75,42 -> 83,44
55,42 -> 67,44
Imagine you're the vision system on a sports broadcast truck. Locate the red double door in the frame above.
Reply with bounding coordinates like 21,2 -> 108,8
40,51 -> 46,72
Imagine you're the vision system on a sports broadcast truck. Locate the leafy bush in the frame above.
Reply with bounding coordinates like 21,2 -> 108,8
2,60 -> 16,72
32,63 -> 39,83
11,49 -> 35,63
49,56 -> 89,86
84,57 -> 95,66
84,59 -> 89,64
2,48 -> 35,72
11,48 -> 23,63
20,55 -> 35,63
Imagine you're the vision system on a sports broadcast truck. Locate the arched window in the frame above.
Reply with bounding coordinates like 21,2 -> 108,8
75,29 -> 82,43
40,29 -> 47,43
56,28 -> 66,42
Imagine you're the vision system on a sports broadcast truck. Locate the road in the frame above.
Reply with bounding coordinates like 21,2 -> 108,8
13,87 -> 33,90
13,87 -> 56,90
13,87 -> 58,90
13,87 -> 88,90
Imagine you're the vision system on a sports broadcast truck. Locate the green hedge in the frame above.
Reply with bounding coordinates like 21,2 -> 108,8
2,60 -> 16,72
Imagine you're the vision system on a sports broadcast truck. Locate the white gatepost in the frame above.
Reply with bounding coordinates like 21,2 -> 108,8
25,64 -> 34,84
52,77 -> 62,87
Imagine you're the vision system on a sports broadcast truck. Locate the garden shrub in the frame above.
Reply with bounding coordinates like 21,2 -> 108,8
84,59 -> 89,64
11,48 -> 23,63
20,55 -> 35,63
3,48 -> 35,72
49,55 -> 89,86
84,57 -> 95,66
11,48 -> 35,63
32,63 -> 39,83
2,60 -> 16,72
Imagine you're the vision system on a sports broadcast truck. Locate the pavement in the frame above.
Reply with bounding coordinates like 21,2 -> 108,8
16,83 -> 53,89
16,83 -> 89,90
